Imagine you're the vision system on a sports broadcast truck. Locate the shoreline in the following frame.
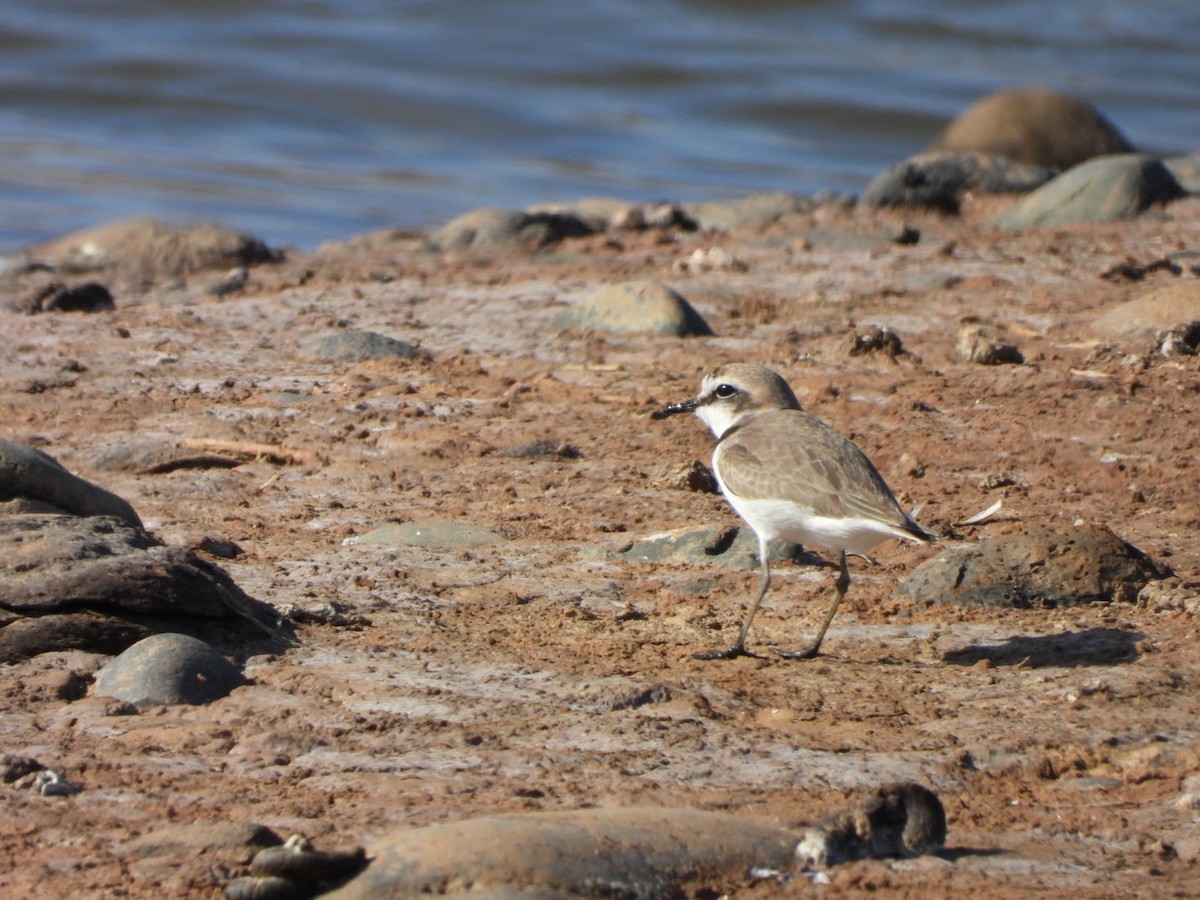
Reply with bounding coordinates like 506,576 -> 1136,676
2,169 -> 1200,895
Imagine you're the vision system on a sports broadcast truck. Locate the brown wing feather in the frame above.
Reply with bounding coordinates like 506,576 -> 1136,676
716,411 -> 912,528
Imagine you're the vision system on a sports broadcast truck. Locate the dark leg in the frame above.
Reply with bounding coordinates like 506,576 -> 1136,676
772,550 -> 849,660
695,538 -> 771,660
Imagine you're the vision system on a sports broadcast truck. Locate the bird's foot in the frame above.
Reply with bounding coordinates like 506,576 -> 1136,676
694,644 -> 752,661
770,644 -> 821,660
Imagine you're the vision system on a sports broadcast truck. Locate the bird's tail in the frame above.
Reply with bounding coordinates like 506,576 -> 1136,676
903,506 -> 937,543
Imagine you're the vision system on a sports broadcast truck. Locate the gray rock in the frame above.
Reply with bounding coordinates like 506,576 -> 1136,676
310,330 -> 423,362
1162,153 -> 1200,194
0,514 -> 286,662
93,633 -> 247,707
555,280 -> 714,336
860,151 -> 1053,211
991,154 -> 1184,230
325,807 -> 799,899
344,520 -> 506,548
431,208 -> 594,250
1091,280 -> 1200,342
0,439 -> 142,526
931,87 -> 1134,171
683,191 -> 823,231
896,523 -> 1168,609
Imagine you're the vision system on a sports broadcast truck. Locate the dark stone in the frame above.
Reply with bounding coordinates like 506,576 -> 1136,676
0,753 -> 44,783
93,633 -> 247,707
0,439 -> 142,526
0,514 -> 287,662
861,151 -> 1053,211
896,523 -> 1169,609
197,536 -> 245,559
0,612 -> 155,661
12,280 -> 116,314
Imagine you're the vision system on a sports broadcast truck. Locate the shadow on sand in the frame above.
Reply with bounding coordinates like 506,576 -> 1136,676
943,627 -> 1143,668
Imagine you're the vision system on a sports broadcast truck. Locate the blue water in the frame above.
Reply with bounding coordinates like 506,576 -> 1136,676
1,0 -> 1198,251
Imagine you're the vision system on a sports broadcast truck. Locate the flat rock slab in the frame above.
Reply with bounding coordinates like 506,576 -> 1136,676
1091,280 -> 1200,342
0,514 -> 284,662
93,633 -> 247,707
683,190 -> 818,231
0,438 -> 141,526
555,280 -> 713,336
896,523 -> 1168,609
327,807 -> 800,899
121,821 -> 280,859
344,520 -> 507,548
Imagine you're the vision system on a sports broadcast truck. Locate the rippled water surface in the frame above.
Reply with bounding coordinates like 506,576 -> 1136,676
1,0 -> 1198,249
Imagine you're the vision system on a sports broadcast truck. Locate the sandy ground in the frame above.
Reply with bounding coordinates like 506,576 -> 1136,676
3,196 -> 1200,898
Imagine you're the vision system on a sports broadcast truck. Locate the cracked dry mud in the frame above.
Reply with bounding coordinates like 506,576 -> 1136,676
3,197 -> 1200,897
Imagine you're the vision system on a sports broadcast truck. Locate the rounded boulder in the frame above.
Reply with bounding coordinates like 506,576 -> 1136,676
93,633 -> 247,708
931,87 -> 1134,171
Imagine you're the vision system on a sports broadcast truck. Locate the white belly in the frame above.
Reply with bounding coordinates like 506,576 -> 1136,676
724,495 -> 914,557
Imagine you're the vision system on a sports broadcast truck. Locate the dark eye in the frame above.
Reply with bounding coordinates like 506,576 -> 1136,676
714,383 -> 738,399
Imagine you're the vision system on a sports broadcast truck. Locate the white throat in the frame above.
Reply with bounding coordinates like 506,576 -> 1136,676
695,401 -> 745,440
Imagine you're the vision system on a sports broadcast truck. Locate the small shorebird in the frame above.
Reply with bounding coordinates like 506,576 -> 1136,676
653,363 -> 934,660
